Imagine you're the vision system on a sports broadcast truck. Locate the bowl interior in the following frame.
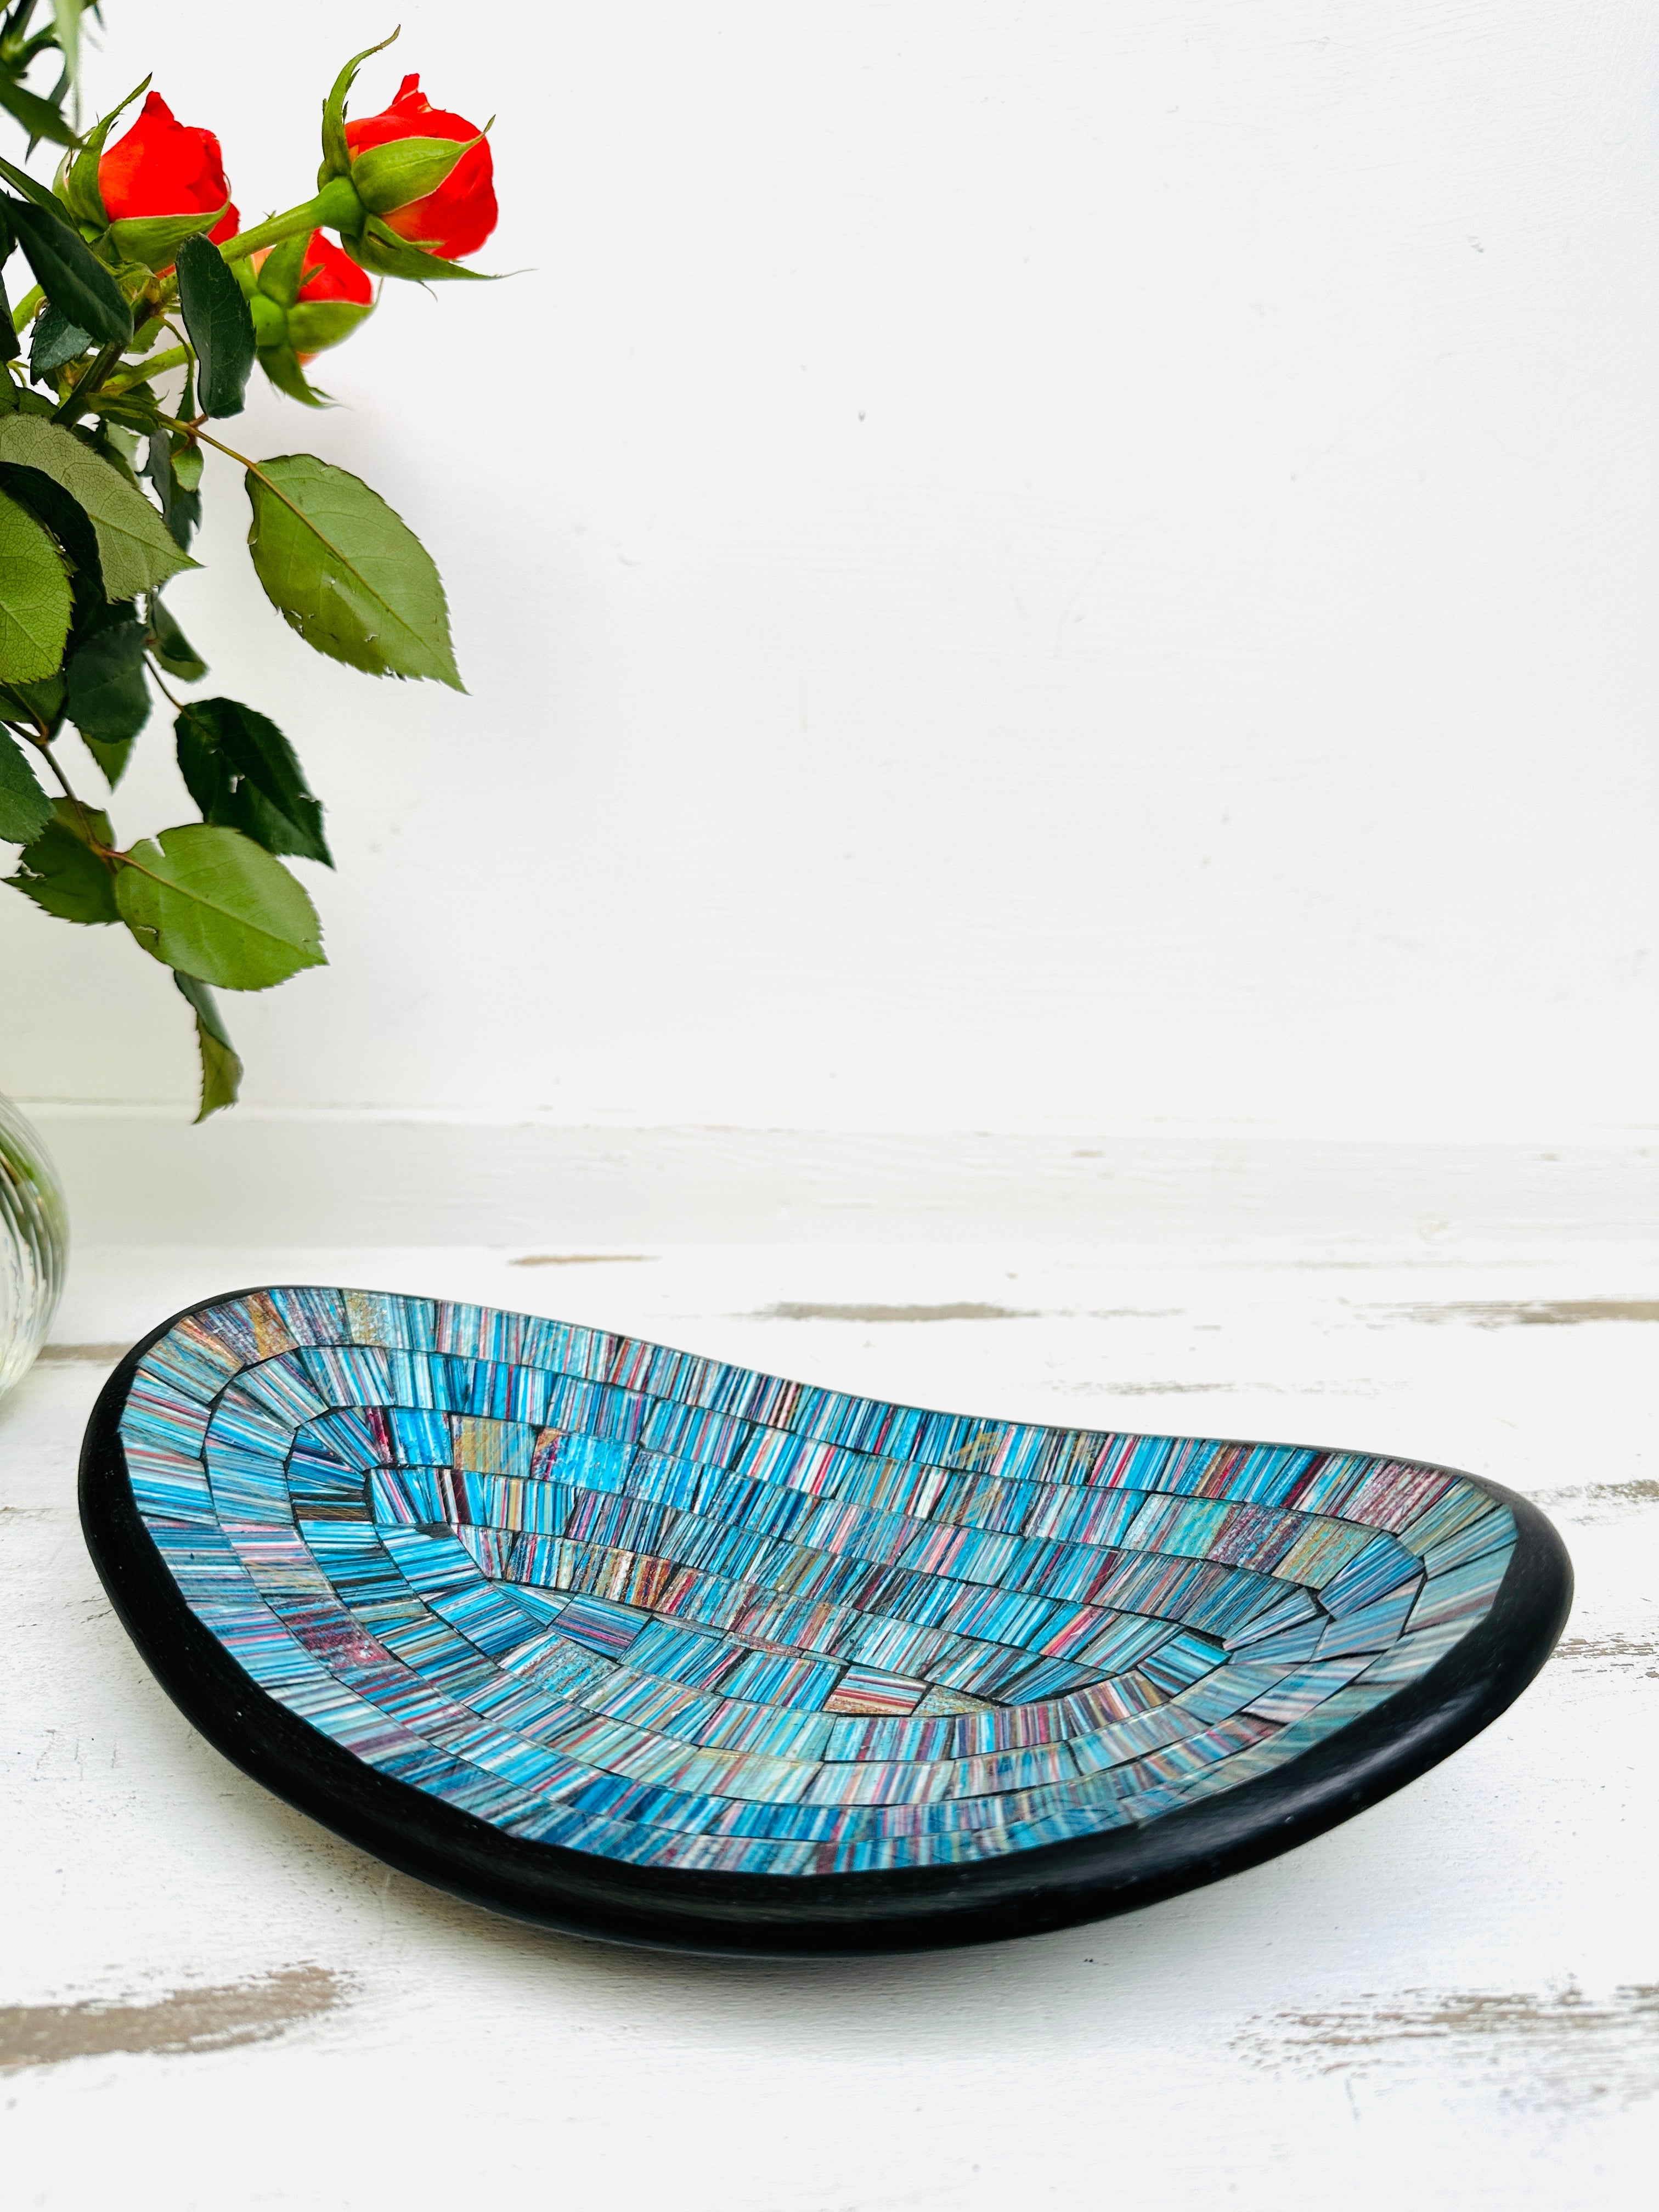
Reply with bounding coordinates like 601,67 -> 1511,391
105,1285 -> 1527,1885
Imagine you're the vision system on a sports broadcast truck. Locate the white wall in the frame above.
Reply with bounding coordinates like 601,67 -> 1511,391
4,1 -> 1657,1139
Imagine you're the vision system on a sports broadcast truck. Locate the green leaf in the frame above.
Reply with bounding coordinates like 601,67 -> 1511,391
174,694 -> 332,866
349,134 -> 479,216
146,594 -> 206,681
0,415 -> 194,597
98,422 -> 143,477
0,728 -> 51,844
2,194 -> 133,347
244,453 -> 461,688
0,251 -> 18,362
351,215 -> 495,284
176,234 -> 255,418
108,201 -> 234,274
5,794 -> 119,922
172,970 -> 242,1120
115,822 -> 325,989
320,30 -> 400,180
0,484 -> 71,680
0,456 -> 104,624
59,75 -> 149,229
142,428 -> 201,550
0,75 -> 77,149
80,733 -> 132,785
1,672 -> 66,729
29,300 -> 91,380
66,613 -> 149,753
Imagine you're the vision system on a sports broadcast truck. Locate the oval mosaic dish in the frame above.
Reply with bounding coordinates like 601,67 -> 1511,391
81,1286 -> 1571,1953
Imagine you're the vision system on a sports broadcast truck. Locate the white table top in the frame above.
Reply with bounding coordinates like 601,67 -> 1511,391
3,1240 -> 1654,2211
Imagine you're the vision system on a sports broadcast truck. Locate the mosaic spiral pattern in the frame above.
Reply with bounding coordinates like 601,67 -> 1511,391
119,1288 -> 1517,1878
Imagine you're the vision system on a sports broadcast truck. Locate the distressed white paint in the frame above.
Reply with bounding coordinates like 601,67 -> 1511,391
3,1235 -> 1657,2209
1,1 -> 1656,1136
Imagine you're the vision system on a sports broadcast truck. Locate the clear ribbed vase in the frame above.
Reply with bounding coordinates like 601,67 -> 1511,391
0,1096 -> 67,1399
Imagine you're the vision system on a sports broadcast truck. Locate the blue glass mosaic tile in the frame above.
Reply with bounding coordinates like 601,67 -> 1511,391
81,1287 -> 1572,1951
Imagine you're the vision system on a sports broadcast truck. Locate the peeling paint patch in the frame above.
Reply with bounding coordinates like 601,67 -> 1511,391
1077,1309 -> 1184,1320
758,1302 -> 1032,1323
1109,1381 -> 1237,1395
1104,1380 -> 1390,1399
1545,1478 -> 1659,1525
1396,1300 -> 1659,1327
1237,1984 -> 1659,2109
1554,1633 -> 1658,1676
0,1966 -> 351,2073
510,1254 -> 654,1268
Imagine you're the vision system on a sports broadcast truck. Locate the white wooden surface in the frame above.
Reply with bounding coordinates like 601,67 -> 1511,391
3,1233 -> 1655,2211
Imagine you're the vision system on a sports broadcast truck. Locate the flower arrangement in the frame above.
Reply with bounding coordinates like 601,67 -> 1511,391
0,14 -> 495,1115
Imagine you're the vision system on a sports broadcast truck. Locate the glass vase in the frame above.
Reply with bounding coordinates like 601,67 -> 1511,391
0,1095 -> 67,1399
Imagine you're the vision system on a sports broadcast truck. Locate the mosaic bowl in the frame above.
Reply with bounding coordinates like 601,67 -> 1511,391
81,1286 -> 1572,1953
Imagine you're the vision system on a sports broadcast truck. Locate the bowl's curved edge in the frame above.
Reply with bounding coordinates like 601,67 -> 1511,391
80,1286 -> 1575,1956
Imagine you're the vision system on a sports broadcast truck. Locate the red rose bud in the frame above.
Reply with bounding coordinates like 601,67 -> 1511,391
296,232 -> 374,306
98,91 -> 239,241
343,75 -> 495,260
289,232 -> 375,362
251,230 -> 376,373
252,231 -> 373,310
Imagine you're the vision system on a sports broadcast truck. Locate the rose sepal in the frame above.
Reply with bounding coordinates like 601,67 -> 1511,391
256,343 -> 331,407
56,77 -> 151,228
105,199 -> 233,273
247,292 -> 287,347
349,131 -> 485,217
347,213 -> 495,283
253,230 -> 312,305
319,29 -> 400,182
286,298 -> 373,353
